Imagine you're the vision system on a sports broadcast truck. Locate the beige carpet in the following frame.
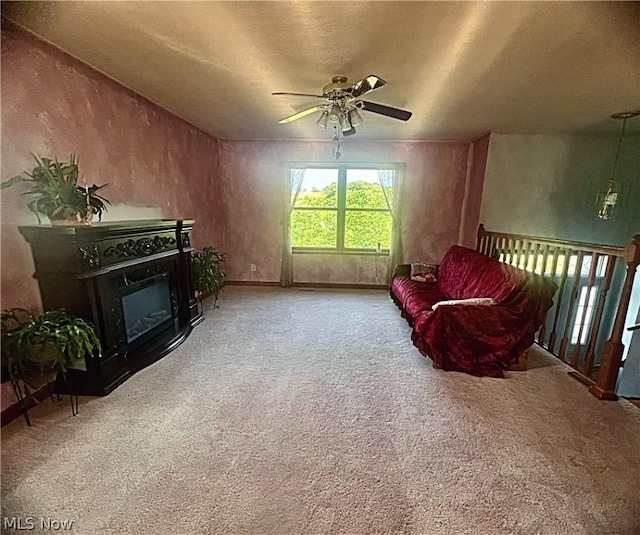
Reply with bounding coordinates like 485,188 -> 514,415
2,286 -> 640,535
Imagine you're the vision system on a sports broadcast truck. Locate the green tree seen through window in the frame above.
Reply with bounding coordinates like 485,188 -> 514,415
291,167 -> 395,250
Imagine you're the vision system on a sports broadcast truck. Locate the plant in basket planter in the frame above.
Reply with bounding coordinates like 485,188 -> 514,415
1,154 -> 110,225
1,308 -> 34,384
192,247 -> 226,308
1,308 -> 102,389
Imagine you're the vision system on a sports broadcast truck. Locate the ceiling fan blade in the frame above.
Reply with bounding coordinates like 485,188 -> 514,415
272,92 -> 324,98
278,105 -> 324,124
360,101 -> 412,121
348,75 -> 387,98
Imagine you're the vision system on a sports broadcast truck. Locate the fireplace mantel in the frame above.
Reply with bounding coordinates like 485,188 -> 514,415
19,219 -> 202,395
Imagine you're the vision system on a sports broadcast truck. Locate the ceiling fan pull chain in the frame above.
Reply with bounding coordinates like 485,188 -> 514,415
333,126 -> 342,160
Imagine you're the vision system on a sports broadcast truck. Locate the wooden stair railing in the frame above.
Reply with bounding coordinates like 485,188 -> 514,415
477,224 -> 640,400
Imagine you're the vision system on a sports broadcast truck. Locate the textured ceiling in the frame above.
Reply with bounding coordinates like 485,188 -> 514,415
3,1 -> 640,141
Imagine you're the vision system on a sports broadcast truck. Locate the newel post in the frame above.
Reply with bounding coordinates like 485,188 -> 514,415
476,224 -> 486,252
590,234 -> 640,400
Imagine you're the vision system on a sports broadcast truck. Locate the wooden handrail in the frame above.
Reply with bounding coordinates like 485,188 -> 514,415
477,225 -> 627,257
477,224 -> 640,401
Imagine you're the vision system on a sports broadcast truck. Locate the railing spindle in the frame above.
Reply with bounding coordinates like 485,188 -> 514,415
525,243 -> 531,270
512,239 -> 521,268
531,243 -> 541,273
583,255 -> 617,377
560,251 -> 583,363
487,235 -> 495,258
496,238 -> 506,262
525,240 -> 534,271
481,235 -> 489,256
548,247 -> 571,353
572,253 -> 599,370
537,245 -> 552,343
549,246 -> 560,279
541,247 -> 560,347
540,245 -> 550,276
507,238 -> 514,265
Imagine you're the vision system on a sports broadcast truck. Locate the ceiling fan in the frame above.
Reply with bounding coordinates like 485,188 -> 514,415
273,74 -> 412,137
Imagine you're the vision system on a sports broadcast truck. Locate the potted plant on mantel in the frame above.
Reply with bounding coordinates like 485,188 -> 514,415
1,154 -> 110,225
192,247 -> 226,309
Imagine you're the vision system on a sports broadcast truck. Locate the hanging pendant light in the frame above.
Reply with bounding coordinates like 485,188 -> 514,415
597,110 -> 639,220
597,181 -> 619,221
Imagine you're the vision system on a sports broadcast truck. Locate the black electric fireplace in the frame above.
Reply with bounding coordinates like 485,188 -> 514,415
119,272 -> 175,349
19,220 -> 202,395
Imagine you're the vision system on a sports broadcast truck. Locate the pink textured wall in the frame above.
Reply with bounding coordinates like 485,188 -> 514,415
219,140 -> 472,283
293,254 -> 389,286
460,132 -> 490,248
1,23 -> 222,312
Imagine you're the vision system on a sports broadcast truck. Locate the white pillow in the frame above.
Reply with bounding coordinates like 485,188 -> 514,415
432,297 -> 496,310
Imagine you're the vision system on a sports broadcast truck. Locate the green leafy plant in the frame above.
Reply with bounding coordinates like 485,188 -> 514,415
291,180 -> 392,249
1,309 -> 102,383
1,308 -> 34,383
1,154 -> 110,224
192,247 -> 226,307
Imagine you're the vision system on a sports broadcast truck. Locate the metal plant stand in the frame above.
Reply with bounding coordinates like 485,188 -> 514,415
9,376 -> 79,426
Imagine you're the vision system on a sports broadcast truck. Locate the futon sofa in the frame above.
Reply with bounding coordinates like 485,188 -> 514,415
391,245 -> 557,377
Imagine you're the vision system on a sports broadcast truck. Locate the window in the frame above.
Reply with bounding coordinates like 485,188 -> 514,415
290,165 -> 396,252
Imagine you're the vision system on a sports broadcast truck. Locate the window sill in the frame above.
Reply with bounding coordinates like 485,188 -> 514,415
293,249 -> 389,256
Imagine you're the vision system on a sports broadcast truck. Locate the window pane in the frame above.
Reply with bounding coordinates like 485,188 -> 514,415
345,211 -> 392,249
346,169 -> 392,209
294,168 -> 338,208
291,210 -> 337,248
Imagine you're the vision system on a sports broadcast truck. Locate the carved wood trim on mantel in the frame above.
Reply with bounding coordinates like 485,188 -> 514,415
103,236 -> 177,259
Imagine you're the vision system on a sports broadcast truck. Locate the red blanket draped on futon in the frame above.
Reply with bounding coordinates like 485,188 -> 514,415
392,246 -> 557,377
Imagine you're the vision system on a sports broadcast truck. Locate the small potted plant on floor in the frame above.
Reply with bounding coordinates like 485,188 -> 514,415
2,309 -> 102,389
1,308 -> 34,384
1,154 -> 110,225
192,247 -> 226,308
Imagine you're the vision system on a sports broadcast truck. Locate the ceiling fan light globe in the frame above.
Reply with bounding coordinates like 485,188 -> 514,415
349,109 -> 363,127
341,115 -> 352,132
328,104 -> 341,122
316,111 -> 329,129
